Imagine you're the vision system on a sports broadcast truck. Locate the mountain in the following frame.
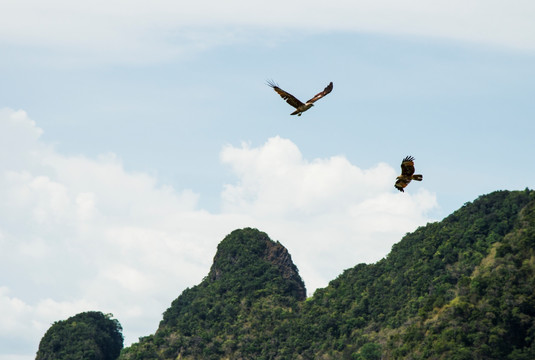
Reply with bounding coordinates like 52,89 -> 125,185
51,189 -> 535,360
36,311 -> 123,360
296,189 -> 535,359
121,227 -> 306,359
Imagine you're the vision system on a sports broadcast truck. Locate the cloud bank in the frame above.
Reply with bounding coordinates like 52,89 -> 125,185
1,1 -> 534,65
0,108 -> 436,359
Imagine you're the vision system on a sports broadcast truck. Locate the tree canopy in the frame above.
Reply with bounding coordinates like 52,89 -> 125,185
36,311 -> 123,360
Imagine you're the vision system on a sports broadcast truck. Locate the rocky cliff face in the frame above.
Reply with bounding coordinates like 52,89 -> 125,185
265,240 -> 302,282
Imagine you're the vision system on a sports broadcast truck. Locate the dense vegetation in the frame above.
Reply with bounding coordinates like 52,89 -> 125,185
395,190 -> 535,359
36,311 -> 123,360
296,189 -> 535,359
47,190 -> 534,359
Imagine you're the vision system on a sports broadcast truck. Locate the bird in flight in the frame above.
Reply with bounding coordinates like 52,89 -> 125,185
267,80 -> 333,116
395,156 -> 423,192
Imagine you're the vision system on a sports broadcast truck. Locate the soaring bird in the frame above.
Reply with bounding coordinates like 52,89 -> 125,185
395,156 -> 423,192
267,80 -> 333,116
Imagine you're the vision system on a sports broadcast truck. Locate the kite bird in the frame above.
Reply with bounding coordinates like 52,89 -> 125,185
267,80 -> 333,116
395,156 -> 423,192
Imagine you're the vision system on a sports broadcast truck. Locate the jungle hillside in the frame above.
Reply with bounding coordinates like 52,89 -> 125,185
116,189 -> 535,360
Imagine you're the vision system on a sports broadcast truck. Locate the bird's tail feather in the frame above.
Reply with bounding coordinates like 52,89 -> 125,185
412,174 -> 423,181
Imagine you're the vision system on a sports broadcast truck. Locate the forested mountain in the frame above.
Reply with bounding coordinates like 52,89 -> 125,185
120,190 -> 535,359
36,311 -> 123,360
121,227 -> 306,359
299,189 -> 535,359
41,190 -> 535,359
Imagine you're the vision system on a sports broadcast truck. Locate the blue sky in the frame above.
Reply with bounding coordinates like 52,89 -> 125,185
1,1 -> 535,358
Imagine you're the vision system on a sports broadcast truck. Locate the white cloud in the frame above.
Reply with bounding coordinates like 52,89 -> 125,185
0,287 -> 33,336
221,137 -> 396,217
0,286 -> 95,360
220,136 -> 437,290
0,108 -> 437,358
0,1 -> 534,64
0,108 -> 237,353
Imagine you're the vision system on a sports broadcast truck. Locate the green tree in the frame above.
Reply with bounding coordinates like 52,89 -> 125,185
36,311 -> 123,360
353,343 -> 382,360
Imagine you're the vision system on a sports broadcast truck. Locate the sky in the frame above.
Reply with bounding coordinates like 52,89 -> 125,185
1,0 -> 534,358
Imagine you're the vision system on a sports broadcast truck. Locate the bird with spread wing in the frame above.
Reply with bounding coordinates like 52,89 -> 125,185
267,80 -> 333,116
395,156 -> 423,192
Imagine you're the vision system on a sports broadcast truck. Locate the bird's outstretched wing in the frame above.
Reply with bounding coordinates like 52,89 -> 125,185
306,82 -> 333,104
400,156 -> 416,177
267,80 -> 304,109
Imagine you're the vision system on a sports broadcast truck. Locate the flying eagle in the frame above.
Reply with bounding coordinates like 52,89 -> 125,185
267,80 -> 333,116
395,156 -> 423,192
